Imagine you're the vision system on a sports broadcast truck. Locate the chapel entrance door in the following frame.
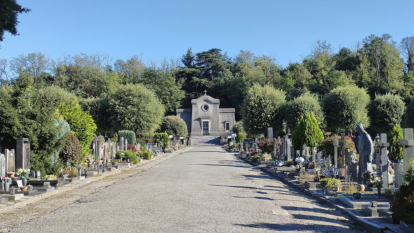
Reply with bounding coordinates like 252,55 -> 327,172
202,121 -> 209,135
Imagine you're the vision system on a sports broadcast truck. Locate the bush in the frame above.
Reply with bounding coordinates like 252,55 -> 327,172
257,138 -> 273,154
235,133 -> 245,144
115,150 -> 138,164
109,84 -> 165,137
319,178 -> 340,188
142,151 -> 153,160
403,97 -> 414,128
291,112 -> 324,155
80,97 -> 113,134
322,86 -> 370,132
59,132 -> 83,165
285,92 -> 325,131
127,144 -> 138,152
251,155 -> 261,164
59,101 -> 97,156
160,116 -> 188,137
388,125 -> 403,161
318,135 -> 355,157
241,84 -> 286,136
118,130 -> 136,146
369,93 -> 405,133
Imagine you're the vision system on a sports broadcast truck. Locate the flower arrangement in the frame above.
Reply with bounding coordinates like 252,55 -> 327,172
262,153 -> 271,161
250,151 -> 258,156
44,174 -> 57,180
362,170 -> 372,181
295,157 -> 305,165
295,164 -> 302,172
1,176 -> 11,183
275,159 -> 284,166
80,162 -> 87,166
373,179 -> 383,188
16,168 -> 30,179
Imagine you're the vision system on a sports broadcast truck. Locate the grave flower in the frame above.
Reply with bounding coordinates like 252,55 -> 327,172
1,176 -> 11,183
295,157 -> 305,165
362,170 -> 372,181
16,168 -> 30,179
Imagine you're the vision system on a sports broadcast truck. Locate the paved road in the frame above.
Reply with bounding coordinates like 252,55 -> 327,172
9,145 -> 362,233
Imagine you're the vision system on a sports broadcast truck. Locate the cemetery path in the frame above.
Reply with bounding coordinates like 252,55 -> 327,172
2,146 -> 363,233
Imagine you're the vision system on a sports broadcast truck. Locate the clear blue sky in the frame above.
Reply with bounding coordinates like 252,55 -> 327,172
1,0 -> 413,68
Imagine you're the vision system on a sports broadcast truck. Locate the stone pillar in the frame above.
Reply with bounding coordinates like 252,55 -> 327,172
286,138 -> 291,161
333,134 -> 338,168
379,133 -> 390,189
0,154 -> 5,177
5,149 -> 15,173
311,142 -> 316,163
120,137 -> 124,151
267,127 -> 273,139
16,138 -> 30,170
317,151 -> 322,169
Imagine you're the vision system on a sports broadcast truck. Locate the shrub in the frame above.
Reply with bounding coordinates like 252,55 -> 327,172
235,133 -> 245,144
319,178 -> 340,188
388,125 -> 403,161
80,97 -> 113,134
154,133 -> 169,149
118,130 -> 136,146
160,116 -> 188,137
61,168 -> 78,177
241,84 -> 286,136
285,92 -> 325,131
59,101 -> 97,156
127,144 -> 138,152
109,84 -> 165,137
369,93 -> 405,133
142,151 -> 153,160
391,184 -> 414,224
251,155 -> 261,164
403,97 -> 414,128
115,150 -> 138,164
257,138 -> 273,154
322,85 -> 370,132
59,132 -> 83,165
318,135 -> 355,157
291,112 -> 324,156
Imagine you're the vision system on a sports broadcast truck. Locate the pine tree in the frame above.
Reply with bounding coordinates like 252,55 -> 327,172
292,112 -> 324,156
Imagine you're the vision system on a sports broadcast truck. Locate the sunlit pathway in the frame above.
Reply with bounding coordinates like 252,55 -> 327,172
9,145 -> 362,233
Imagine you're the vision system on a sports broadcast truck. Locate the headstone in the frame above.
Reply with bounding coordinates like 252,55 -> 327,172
328,155 -> 331,168
286,138 -> 292,161
302,145 -> 306,157
267,127 -> 273,139
0,154 -> 5,177
125,139 -> 128,151
333,135 -> 338,168
5,149 -> 15,173
317,151 -> 322,169
339,133 -> 347,167
95,139 -> 99,162
379,133 -> 390,189
16,138 -> 30,170
394,163 -> 404,187
311,142 -> 316,163
277,136 -> 281,159
401,128 -> 414,181
273,138 -> 276,158
120,137 -> 124,152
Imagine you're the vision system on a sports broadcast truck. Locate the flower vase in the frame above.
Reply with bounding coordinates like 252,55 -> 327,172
22,178 -> 27,186
4,183 -> 10,192
78,169 -> 82,177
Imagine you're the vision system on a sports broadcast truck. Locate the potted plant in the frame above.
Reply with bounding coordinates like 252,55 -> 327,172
373,180 -> 383,197
362,170 -> 371,184
16,168 -> 30,186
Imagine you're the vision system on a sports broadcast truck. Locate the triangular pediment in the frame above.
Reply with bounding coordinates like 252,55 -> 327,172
191,94 -> 220,104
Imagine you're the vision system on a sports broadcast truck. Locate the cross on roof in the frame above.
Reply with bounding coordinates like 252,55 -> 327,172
204,90 -> 207,95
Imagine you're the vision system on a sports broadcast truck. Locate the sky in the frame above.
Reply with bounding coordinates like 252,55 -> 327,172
1,0 -> 413,68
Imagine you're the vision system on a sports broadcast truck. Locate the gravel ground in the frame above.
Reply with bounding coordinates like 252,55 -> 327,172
0,145 -> 364,233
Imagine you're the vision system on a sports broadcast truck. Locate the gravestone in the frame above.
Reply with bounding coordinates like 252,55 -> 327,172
273,138 -> 277,158
401,128 -> 414,180
339,133 -> 347,167
311,142 -> 316,163
394,163 -> 404,188
5,149 -> 15,173
111,143 -> 116,158
277,136 -> 281,159
120,137 -> 124,152
317,151 -> 322,169
328,155 -> 331,168
379,133 -> 390,189
286,138 -> 292,161
125,139 -> 128,151
95,139 -> 100,162
16,138 -> 30,170
0,154 -> 5,177
333,135 -> 338,168
268,127 -> 273,139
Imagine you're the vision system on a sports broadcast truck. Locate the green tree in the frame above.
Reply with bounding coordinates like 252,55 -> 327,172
284,92 -> 325,131
80,97 -> 113,134
322,85 -> 370,132
109,84 -> 165,137
0,0 -> 30,42
118,130 -> 136,146
241,84 -> 286,137
160,116 -> 188,137
291,112 -> 324,156
369,93 -> 405,133
58,101 -> 97,157
403,97 -> 414,128
388,125 -> 403,161
232,121 -> 245,135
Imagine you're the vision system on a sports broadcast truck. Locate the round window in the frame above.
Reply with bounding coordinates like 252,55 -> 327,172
202,104 -> 209,111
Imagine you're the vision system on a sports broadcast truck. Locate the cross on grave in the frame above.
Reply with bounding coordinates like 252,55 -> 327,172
203,90 -> 207,95
400,128 -> 414,185
379,133 -> 390,189
333,135 -> 338,168
339,133 -> 347,167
